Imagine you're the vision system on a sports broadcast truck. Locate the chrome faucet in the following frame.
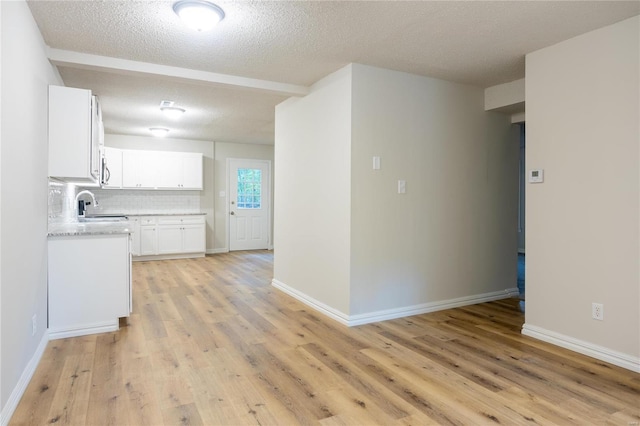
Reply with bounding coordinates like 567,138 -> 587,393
75,190 -> 98,219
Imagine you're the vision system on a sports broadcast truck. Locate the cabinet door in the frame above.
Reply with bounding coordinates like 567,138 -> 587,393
122,150 -> 158,188
158,225 -> 183,254
155,151 -> 183,189
103,147 -> 123,188
182,224 -> 206,253
48,85 -> 96,183
130,217 -> 141,256
182,154 -> 203,190
139,226 -> 157,255
90,96 -> 102,179
122,150 -> 141,188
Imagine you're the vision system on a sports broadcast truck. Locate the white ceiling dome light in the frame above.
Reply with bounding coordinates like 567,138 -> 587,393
161,106 -> 186,119
173,0 -> 225,32
150,127 -> 170,137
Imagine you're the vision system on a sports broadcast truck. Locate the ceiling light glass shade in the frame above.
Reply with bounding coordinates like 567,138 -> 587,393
149,127 -> 170,137
160,106 -> 186,119
173,0 -> 225,32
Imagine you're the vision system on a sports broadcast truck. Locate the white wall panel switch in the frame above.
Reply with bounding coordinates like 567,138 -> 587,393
398,180 -> 406,194
529,169 -> 544,183
372,156 -> 381,170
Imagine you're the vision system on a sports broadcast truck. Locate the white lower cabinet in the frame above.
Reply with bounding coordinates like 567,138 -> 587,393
183,224 -> 206,253
48,233 -> 131,339
140,225 -> 158,255
131,214 -> 205,260
158,226 -> 183,254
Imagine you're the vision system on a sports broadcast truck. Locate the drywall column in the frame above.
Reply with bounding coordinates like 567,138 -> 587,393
349,64 -> 517,318
524,16 -> 639,370
273,66 -> 353,319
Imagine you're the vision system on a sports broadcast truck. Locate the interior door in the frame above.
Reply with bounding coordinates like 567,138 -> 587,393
229,159 -> 270,251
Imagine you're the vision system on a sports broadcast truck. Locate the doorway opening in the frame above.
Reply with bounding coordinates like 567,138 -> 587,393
517,123 -> 526,311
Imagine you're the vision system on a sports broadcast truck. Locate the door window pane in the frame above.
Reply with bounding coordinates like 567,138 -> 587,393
237,168 -> 261,209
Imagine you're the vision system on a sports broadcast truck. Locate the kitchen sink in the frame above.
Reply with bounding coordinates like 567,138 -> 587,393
79,215 -> 128,223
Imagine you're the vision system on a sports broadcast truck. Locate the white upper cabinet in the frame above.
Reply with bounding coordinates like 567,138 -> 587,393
48,85 -> 103,184
122,150 -> 158,189
155,152 -> 183,189
181,153 -> 203,190
156,152 -> 203,190
116,148 -> 202,190
103,147 -> 123,189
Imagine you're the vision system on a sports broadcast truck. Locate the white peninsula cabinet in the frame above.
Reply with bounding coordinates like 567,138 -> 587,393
48,233 -> 131,339
130,214 -> 205,260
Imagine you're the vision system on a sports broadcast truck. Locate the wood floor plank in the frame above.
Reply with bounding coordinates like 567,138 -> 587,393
44,353 -> 93,425
123,380 -> 164,426
10,251 -> 640,425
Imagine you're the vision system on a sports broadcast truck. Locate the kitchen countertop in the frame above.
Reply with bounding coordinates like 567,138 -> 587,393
125,212 -> 206,216
48,221 -> 132,237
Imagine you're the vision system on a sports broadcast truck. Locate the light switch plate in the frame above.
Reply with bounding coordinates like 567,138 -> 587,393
398,180 -> 406,194
529,169 -> 544,183
373,156 -> 381,170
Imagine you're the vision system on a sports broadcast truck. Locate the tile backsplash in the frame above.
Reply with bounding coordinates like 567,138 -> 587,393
48,180 -> 201,223
89,189 -> 201,215
48,180 -> 77,223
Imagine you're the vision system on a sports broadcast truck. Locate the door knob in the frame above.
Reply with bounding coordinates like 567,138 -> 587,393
230,211 -> 235,215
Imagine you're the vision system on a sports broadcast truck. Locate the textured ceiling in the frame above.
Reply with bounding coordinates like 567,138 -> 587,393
27,0 -> 640,144
57,67 -> 289,144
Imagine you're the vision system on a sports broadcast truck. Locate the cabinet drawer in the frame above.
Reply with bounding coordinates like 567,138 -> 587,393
139,216 -> 157,225
157,215 -> 205,225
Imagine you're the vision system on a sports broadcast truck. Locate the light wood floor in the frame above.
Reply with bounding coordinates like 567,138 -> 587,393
12,251 -> 640,425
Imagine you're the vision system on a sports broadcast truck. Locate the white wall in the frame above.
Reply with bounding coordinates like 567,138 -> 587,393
213,142 -> 274,252
524,16 -> 639,369
0,0 -> 62,418
349,64 -> 518,316
104,134 -> 214,251
274,66 -> 353,316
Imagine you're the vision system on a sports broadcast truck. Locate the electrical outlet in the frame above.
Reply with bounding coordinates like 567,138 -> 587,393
32,314 -> 37,336
592,303 -> 604,321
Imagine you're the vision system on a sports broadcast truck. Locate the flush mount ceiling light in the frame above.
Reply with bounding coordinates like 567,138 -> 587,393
149,127 -> 169,137
173,0 -> 225,32
160,106 -> 186,119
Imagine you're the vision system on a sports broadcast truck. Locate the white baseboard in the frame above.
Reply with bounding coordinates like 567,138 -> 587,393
271,279 -> 350,325
49,320 -> 119,340
133,252 -> 205,262
1,331 -> 49,426
522,323 -> 640,373
209,248 -> 229,254
348,287 -> 520,326
272,278 -> 519,327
